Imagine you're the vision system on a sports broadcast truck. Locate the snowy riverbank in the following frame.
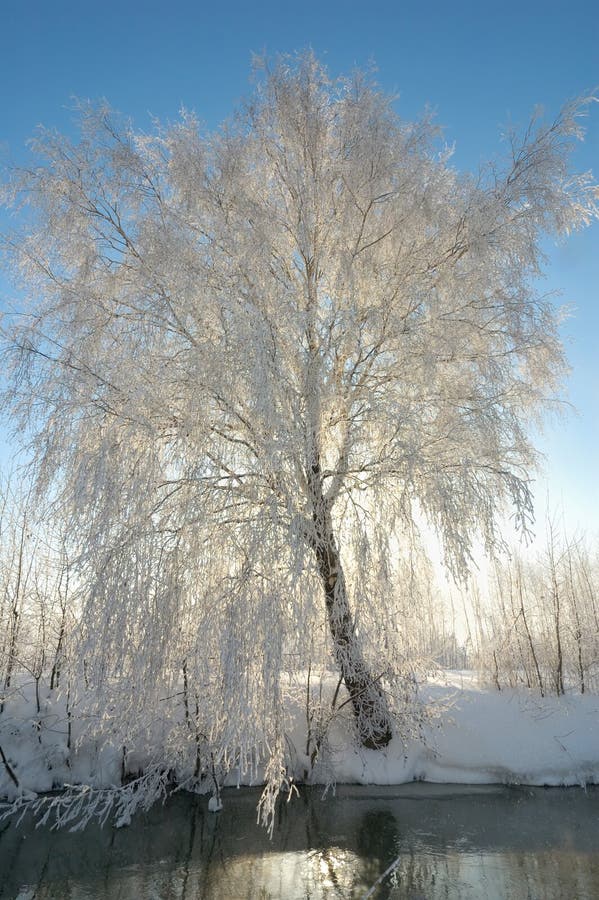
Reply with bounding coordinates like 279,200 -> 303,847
328,673 -> 599,788
2,671 -> 599,811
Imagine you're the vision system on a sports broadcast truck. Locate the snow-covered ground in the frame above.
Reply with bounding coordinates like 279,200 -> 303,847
2,670 -> 598,815
327,673 -> 599,788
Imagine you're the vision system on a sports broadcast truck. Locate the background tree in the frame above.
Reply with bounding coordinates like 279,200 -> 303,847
1,54 -> 597,756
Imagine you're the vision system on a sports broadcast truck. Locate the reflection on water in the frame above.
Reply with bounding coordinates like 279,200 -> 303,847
1,784 -> 599,898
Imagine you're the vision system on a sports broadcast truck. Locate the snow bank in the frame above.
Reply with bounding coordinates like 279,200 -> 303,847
2,672 -> 599,807
328,675 -> 599,788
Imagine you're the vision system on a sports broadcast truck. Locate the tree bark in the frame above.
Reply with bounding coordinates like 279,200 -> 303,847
308,460 -> 392,749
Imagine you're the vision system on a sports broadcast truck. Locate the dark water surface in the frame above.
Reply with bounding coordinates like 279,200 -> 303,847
1,784 -> 599,898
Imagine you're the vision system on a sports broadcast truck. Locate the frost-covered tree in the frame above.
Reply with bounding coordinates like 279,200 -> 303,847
1,53 -> 597,756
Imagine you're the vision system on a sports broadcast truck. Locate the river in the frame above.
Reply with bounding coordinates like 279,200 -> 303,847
1,784 -> 598,898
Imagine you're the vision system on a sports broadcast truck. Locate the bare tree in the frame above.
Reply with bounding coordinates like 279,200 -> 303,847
0,478 -> 36,714
1,53 -> 597,759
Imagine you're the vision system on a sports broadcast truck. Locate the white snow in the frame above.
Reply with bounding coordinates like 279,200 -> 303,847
208,795 -> 223,812
327,677 -> 599,788
2,671 -> 598,816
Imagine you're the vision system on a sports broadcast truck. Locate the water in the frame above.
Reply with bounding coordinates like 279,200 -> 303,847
1,784 -> 599,898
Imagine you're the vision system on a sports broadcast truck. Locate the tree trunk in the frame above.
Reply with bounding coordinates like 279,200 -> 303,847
308,461 -> 392,749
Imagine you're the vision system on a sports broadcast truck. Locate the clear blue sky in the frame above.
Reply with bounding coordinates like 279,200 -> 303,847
1,0 -> 598,537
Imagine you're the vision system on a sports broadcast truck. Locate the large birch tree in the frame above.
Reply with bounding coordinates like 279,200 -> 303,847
1,53 -> 597,755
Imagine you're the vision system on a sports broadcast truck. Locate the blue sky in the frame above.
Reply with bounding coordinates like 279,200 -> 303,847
1,0 -> 598,537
